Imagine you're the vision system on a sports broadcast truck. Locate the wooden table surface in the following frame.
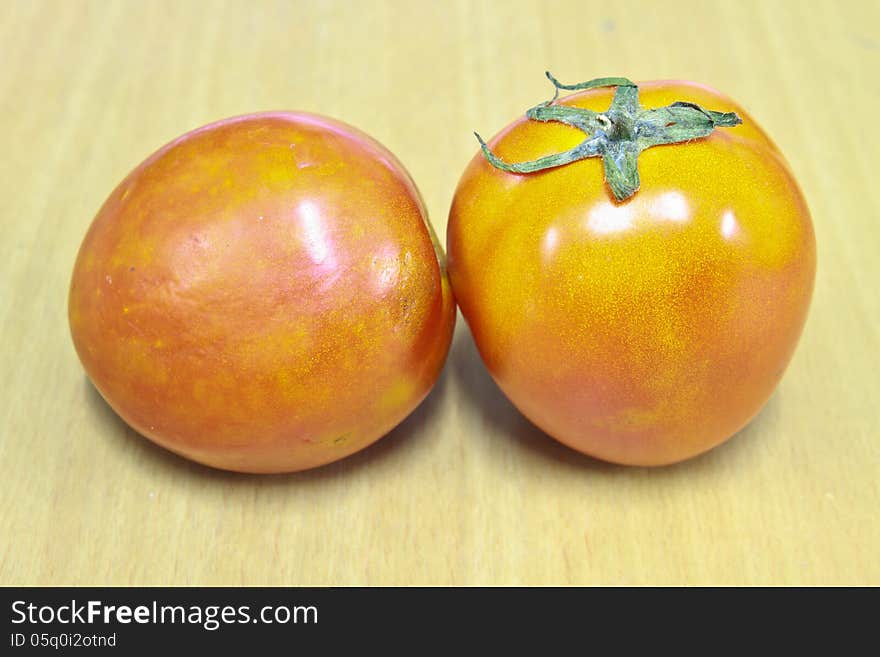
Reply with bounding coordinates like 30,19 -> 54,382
2,0 -> 878,586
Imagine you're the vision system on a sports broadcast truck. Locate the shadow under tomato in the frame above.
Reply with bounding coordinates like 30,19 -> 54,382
448,317 -> 779,477
83,362 -> 450,484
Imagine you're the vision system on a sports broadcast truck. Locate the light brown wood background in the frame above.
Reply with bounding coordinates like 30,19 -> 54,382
1,0 -> 877,586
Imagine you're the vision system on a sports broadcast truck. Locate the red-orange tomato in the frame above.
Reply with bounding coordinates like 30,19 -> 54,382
448,81 -> 816,465
70,112 -> 455,473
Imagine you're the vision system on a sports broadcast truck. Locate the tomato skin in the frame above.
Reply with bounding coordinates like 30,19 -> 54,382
69,112 -> 455,473
448,81 -> 816,466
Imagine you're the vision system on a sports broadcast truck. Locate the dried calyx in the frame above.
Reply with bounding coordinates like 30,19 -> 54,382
475,73 -> 742,201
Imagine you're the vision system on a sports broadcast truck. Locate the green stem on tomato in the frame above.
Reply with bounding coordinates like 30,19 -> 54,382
475,72 -> 742,202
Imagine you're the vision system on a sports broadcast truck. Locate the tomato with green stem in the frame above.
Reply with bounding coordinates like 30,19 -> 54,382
448,74 -> 815,466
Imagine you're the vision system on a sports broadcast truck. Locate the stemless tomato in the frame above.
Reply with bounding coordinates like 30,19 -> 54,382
448,78 -> 815,466
70,112 -> 455,473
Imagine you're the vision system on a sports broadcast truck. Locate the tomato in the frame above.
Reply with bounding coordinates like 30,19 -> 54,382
448,77 -> 816,465
69,112 -> 455,473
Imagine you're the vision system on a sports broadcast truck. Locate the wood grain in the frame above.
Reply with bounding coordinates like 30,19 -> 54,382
1,0 -> 877,585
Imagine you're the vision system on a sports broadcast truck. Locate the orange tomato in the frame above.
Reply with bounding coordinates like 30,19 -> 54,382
69,112 -> 455,473
448,80 -> 815,465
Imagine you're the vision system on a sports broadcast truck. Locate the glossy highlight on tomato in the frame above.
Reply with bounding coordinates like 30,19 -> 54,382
69,112 -> 455,473
448,80 -> 816,466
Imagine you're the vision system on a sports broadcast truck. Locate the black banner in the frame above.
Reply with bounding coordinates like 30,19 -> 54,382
0,586 -> 862,651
